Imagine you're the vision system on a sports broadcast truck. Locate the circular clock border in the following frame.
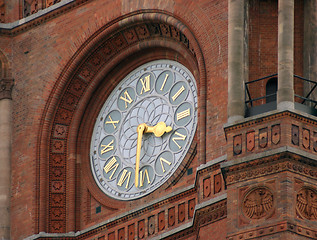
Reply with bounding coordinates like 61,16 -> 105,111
90,59 -> 198,200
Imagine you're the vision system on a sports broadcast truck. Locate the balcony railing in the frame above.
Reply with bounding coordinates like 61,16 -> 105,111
245,74 -> 317,117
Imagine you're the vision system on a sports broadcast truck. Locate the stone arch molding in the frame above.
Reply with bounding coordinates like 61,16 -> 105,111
37,11 -> 207,233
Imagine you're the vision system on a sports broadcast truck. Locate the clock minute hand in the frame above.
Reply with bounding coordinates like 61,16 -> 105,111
135,122 -> 172,188
135,123 -> 146,188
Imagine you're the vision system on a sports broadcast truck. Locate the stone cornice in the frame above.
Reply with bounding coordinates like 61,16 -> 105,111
224,109 -> 317,133
0,0 -> 81,36
0,78 -> 14,100
221,147 -> 317,185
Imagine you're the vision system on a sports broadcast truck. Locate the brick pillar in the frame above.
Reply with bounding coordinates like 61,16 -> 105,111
303,0 -> 317,103
277,0 -> 294,109
0,78 -> 14,240
228,0 -> 246,122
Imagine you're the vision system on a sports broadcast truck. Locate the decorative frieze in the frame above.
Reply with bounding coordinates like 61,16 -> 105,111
222,152 -> 317,185
225,111 -> 317,159
23,0 -> 62,17
227,221 -> 317,240
0,1 -> 4,23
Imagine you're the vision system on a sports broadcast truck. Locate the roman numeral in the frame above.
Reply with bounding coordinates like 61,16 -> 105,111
100,140 -> 114,155
160,74 -> 169,91
103,157 -> 119,180
176,108 -> 190,121
172,85 -> 185,101
117,169 -> 132,189
172,131 -> 186,149
159,157 -> 172,173
140,75 -> 151,94
120,90 -> 133,108
105,115 -> 119,129
139,169 -> 151,187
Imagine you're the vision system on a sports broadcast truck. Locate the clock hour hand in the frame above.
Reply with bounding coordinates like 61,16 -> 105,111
135,123 -> 146,188
144,121 -> 172,137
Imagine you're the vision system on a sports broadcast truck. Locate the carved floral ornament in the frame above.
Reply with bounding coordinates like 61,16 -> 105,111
296,187 -> 317,220
242,187 -> 274,219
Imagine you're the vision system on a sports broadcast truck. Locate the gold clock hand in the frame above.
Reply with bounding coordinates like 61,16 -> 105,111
135,123 -> 146,187
144,121 -> 172,137
135,122 -> 172,188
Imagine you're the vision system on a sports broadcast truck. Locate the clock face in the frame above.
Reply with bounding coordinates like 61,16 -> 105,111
90,60 -> 198,200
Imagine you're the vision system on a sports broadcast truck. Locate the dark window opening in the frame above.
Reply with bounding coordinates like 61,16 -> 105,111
266,77 -> 277,103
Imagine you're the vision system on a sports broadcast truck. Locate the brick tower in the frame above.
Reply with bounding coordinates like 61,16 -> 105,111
0,0 -> 316,239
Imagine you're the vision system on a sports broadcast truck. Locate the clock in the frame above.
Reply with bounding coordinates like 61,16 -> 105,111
90,60 -> 198,200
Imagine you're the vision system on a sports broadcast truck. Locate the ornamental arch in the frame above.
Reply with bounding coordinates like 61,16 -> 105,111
36,11 -> 209,233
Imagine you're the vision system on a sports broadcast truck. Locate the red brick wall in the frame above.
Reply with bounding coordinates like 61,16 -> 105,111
2,0 -> 228,239
198,218 -> 227,240
248,0 -> 303,105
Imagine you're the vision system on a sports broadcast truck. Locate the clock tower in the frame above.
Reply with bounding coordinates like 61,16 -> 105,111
0,0 -> 317,240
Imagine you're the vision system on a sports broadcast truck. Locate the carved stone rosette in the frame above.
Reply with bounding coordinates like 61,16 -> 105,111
242,187 -> 274,219
0,78 -> 14,100
296,187 -> 317,220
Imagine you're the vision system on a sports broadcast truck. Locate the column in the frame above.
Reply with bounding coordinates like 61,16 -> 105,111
277,0 -> 294,109
228,0 -> 245,122
303,0 -> 317,103
0,78 -> 14,240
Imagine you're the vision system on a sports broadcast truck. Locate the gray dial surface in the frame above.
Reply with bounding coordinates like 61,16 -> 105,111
90,60 -> 198,200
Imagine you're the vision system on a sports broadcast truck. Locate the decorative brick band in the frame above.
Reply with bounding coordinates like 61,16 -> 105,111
0,78 -> 14,100
222,151 -> 317,185
227,221 -> 317,240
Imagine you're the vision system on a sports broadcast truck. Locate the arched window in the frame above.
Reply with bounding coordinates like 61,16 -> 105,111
266,77 -> 277,103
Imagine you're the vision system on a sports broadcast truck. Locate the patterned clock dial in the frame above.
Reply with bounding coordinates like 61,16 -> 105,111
90,60 -> 198,200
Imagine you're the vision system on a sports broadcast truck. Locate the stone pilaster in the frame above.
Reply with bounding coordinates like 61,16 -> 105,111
0,78 -> 14,240
303,0 -> 317,104
228,0 -> 246,122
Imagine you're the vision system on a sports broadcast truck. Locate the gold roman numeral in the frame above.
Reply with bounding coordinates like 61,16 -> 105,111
100,140 -> 114,155
160,74 -> 169,91
172,131 -> 186,149
140,75 -> 151,94
117,169 -> 131,189
159,157 -> 172,173
103,157 -> 119,180
172,85 -> 185,101
105,115 -> 119,129
139,169 -> 151,187
120,90 -> 133,108
176,108 -> 190,121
